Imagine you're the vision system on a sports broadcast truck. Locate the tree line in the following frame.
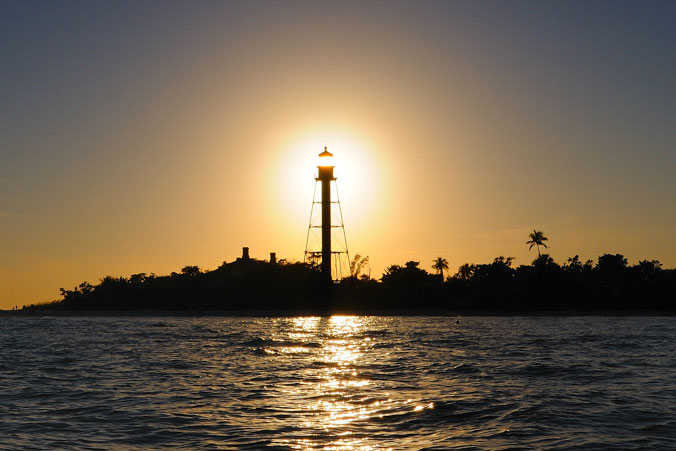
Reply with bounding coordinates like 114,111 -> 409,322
19,231 -> 676,313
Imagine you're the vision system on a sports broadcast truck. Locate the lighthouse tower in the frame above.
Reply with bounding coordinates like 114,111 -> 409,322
304,147 -> 349,282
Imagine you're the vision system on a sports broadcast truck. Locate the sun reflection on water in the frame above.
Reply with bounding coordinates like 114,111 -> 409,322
271,315 -> 400,450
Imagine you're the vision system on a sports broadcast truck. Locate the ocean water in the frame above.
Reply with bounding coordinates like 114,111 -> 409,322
1,316 -> 675,450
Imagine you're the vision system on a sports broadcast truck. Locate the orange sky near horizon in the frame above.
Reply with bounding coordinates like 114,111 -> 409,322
2,2 -> 675,309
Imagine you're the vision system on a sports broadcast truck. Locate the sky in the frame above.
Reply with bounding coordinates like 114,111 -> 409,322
1,0 -> 675,308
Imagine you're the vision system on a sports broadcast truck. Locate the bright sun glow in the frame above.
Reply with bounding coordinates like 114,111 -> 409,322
268,129 -> 385,243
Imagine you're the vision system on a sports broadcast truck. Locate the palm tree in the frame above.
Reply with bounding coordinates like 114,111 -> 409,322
432,257 -> 449,280
526,230 -> 549,257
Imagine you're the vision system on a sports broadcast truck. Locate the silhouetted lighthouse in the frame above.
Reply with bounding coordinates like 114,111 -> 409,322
304,147 -> 349,283
316,147 -> 335,281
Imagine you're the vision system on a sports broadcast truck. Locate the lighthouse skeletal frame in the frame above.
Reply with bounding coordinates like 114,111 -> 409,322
304,147 -> 350,282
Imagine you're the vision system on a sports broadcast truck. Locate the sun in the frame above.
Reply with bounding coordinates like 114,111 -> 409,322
266,128 -> 385,247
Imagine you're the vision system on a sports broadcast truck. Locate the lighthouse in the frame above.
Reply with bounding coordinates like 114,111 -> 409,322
317,147 -> 335,281
304,147 -> 349,283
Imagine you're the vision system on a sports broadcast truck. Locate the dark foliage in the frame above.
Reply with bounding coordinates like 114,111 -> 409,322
43,259 -> 324,312
25,253 -> 676,313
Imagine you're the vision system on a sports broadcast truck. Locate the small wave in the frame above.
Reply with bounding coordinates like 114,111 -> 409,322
355,329 -> 390,339
243,337 -> 322,349
511,362 -> 570,377
451,362 -> 480,374
161,359 -> 199,370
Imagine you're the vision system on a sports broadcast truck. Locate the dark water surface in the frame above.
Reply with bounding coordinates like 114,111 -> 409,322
1,316 -> 675,450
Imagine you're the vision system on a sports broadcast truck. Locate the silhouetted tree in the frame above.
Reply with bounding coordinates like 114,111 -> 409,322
350,254 -> 369,278
466,256 -> 517,308
592,254 -> 629,307
635,259 -> 662,282
382,261 -> 436,306
79,282 -> 94,294
532,254 -> 555,267
181,266 -> 202,276
306,253 -> 321,269
455,263 -> 477,280
432,257 -> 449,280
526,230 -> 549,257
596,254 -> 628,276
563,255 -> 584,273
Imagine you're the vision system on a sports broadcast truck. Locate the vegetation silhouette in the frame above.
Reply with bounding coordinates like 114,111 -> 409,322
349,254 -> 370,279
432,257 -> 449,280
526,230 -> 549,257
20,246 -> 676,313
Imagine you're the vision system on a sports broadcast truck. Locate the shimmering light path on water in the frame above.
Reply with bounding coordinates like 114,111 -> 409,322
1,316 -> 676,449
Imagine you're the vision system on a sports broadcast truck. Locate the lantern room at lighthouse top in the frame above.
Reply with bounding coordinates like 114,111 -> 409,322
316,146 -> 335,180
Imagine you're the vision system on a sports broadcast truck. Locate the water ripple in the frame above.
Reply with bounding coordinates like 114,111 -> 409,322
1,316 -> 676,449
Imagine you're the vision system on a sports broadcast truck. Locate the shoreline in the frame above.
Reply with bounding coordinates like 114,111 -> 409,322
2,309 -> 675,317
